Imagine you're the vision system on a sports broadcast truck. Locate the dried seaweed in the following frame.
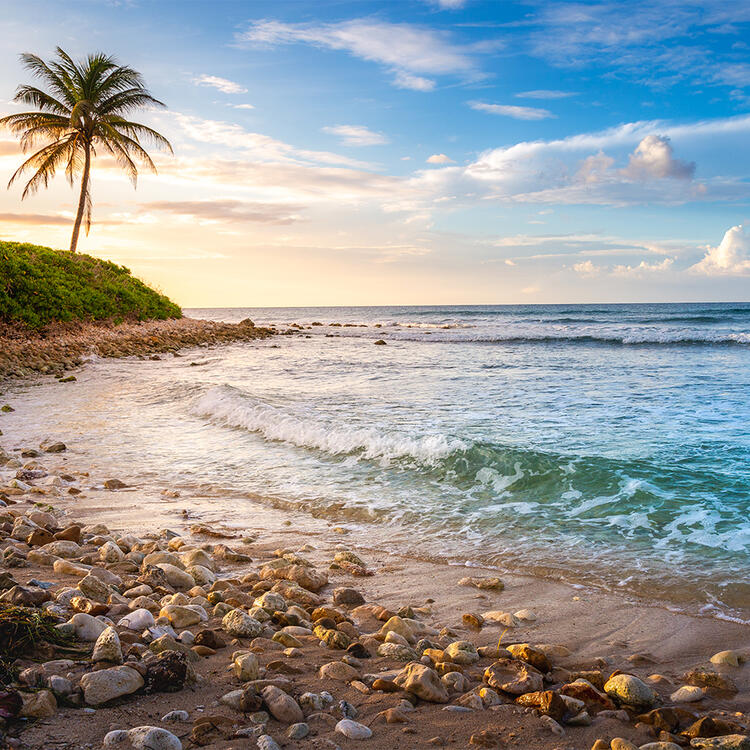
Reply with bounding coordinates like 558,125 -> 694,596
0,605 -> 71,657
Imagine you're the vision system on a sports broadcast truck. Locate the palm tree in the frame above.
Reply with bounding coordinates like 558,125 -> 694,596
0,47 -> 172,252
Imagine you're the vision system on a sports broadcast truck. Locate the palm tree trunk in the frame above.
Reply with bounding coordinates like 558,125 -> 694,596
69,143 -> 91,253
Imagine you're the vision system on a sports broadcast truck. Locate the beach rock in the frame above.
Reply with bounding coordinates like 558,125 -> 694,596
53,559 -> 90,577
482,611 -> 519,627
378,642 -> 418,661
505,643 -> 551,672
160,604 -> 202,628
156,563 -> 195,590
709,650 -> 741,667
333,587 -> 366,606
69,612 -> 109,641
670,685 -> 704,703
81,665 -> 144,705
610,740 -> 638,750
42,540 -> 81,558
336,719 -> 372,739
288,722 -> 309,739
639,744 -> 681,750
261,685 -> 304,724
186,564 -> 214,587
683,667 -> 737,692
78,572 -> 112,603
19,690 -> 57,718
394,663 -> 448,703
118,608 -> 155,630
604,674 -> 658,708
234,652 -> 260,681
103,726 -> 182,750
222,609 -> 262,638
484,659 -> 544,695
162,710 -> 189,722
100,541 -> 124,563
257,737 -> 281,750
689,738 -> 750,749
181,548 -> 215,570
319,661 -> 360,682
459,576 -> 504,590
92,627 -> 123,664
516,690 -> 566,721
560,681 -> 615,713
444,640 -> 480,665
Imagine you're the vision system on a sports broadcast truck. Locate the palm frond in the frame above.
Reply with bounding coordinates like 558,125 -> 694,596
104,117 -> 173,154
13,85 -> 71,116
18,53 -> 77,106
8,136 -> 78,198
98,88 -> 166,116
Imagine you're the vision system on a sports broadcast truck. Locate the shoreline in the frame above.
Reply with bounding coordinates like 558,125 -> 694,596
0,316 -> 275,381
0,429 -> 748,748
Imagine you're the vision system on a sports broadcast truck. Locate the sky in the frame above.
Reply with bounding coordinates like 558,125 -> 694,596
1,0 -> 749,307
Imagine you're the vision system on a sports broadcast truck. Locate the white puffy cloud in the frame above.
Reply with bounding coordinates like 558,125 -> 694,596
469,101 -> 554,120
575,152 -> 615,184
323,125 -> 389,146
573,260 -> 601,277
238,19 -> 479,91
193,75 -> 248,94
612,258 -> 674,276
622,135 -> 695,180
426,153 -> 454,164
691,225 -> 750,275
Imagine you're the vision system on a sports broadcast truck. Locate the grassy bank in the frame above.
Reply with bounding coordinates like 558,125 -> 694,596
0,241 -> 181,328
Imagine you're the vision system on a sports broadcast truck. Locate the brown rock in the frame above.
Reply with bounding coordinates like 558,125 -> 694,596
484,658 -> 544,695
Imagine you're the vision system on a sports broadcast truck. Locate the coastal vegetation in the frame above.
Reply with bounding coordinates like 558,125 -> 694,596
0,47 -> 172,252
0,240 -> 181,328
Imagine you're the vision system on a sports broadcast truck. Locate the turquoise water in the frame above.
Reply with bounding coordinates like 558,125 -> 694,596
7,303 -> 750,616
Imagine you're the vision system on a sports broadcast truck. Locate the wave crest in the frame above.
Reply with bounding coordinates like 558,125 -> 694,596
192,385 -> 467,464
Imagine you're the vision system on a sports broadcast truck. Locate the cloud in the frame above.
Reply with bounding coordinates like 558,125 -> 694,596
469,101 -> 554,120
238,19 -> 480,90
0,140 -> 21,156
141,200 -> 305,225
573,260 -> 601,277
612,258 -> 674,276
193,75 -> 248,95
0,212 -> 71,225
621,135 -> 695,180
167,113 -> 375,169
575,152 -> 615,184
231,103 -> 255,110
515,90 -> 576,99
322,125 -> 389,147
526,1 -> 750,92
427,0 -> 467,8
392,71 -> 436,91
426,153 -> 454,164
420,114 -> 750,207
691,225 -> 750,275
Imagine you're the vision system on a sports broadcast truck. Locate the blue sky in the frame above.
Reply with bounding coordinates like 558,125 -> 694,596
1,0 -> 749,305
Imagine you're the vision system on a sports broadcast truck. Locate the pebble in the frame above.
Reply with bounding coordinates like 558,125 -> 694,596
604,673 -> 658,708
287,722 -> 309,739
709,650 -> 741,667
257,736 -> 282,750
91,626 -> 123,664
670,685 -> 704,703
161,710 -> 190,722
335,718 -> 372,740
80,666 -> 145,705
103,726 -> 182,750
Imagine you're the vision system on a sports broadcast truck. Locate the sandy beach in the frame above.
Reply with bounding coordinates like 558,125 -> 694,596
0,340 -> 748,749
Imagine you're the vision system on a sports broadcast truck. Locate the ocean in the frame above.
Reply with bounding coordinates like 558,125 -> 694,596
7,303 -> 750,618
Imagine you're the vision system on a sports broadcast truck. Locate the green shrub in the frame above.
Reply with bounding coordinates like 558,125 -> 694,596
0,241 -> 181,328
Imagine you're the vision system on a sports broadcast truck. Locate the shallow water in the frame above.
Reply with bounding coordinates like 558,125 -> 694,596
5,303 -> 750,618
